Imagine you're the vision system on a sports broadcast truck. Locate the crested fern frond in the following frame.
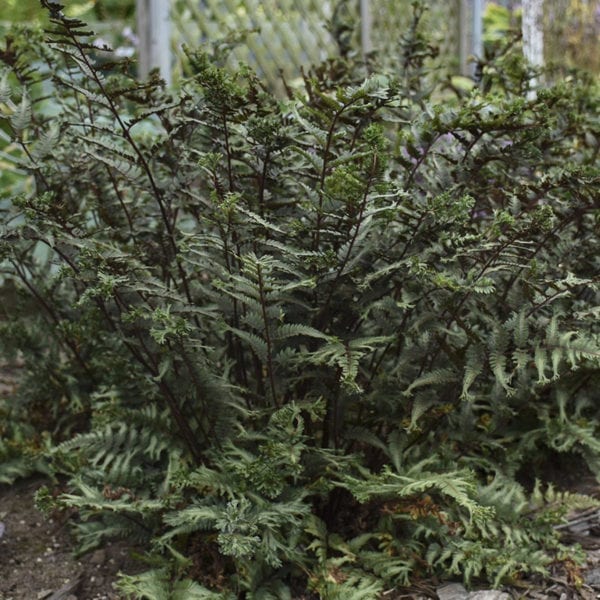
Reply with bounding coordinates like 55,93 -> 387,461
342,464 -> 493,524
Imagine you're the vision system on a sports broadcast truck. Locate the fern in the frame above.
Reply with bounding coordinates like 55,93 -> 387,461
342,464 -> 494,525
117,569 -> 235,600
0,1 -> 598,595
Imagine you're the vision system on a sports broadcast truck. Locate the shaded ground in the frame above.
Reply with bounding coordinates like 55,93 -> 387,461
0,477 -> 143,600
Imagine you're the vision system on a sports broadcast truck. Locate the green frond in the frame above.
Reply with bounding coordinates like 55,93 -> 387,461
531,479 -> 600,513
31,123 -> 60,161
461,344 -> 485,401
58,480 -> 164,514
117,568 -> 235,600
403,368 -> 458,398
273,323 -> 328,342
342,464 -> 494,524
9,92 -> 32,132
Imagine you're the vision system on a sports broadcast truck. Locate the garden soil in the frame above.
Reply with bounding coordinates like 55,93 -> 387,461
0,477 -> 143,599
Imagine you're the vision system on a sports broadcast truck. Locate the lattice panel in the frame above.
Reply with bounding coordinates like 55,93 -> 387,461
172,0 -> 338,90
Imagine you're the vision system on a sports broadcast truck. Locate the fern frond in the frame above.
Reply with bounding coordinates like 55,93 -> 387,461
461,344 -> 484,401
403,368 -> 457,398
10,92 -> 32,132
342,464 -> 494,524
117,568 -> 235,600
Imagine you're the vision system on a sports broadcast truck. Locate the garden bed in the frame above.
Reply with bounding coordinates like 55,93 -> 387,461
2,476 -> 600,599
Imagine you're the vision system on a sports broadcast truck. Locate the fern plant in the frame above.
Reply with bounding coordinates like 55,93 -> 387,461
1,1 -> 599,596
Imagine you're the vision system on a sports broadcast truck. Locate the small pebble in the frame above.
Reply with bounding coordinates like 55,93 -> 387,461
585,567 -> 600,587
90,548 -> 106,565
438,583 -> 468,600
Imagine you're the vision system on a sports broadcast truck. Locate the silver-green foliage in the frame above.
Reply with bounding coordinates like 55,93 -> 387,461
1,1 -> 599,596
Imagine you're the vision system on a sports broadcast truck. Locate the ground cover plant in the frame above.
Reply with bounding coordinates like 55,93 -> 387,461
0,1 -> 599,597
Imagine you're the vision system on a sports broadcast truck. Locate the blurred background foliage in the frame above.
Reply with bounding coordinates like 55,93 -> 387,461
0,0 -> 135,22
544,0 -> 600,74
483,0 -> 599,74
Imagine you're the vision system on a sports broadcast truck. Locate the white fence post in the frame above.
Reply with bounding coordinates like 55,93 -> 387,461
360,0 -> 372,58
136,0 -> 172,86
472,0 -> 483,66
522,0 -> 544,98
457,0 -> 483,77
458,0 -> 469,75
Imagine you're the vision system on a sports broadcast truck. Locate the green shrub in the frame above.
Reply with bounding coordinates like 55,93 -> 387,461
1,2 -> 599,596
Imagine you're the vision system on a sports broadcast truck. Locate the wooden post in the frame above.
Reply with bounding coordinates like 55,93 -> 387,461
136,0 -> 172,85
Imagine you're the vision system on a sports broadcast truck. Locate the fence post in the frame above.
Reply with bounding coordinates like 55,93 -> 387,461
458,0 -> 469,75
360,0 -> 372,58
458,0 -> 483,77
136,0 -> 172,85
472,0 -> 483,65
522,0 -> 544,98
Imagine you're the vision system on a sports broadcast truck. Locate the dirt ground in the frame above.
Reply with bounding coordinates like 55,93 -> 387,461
0,477 -> 142,600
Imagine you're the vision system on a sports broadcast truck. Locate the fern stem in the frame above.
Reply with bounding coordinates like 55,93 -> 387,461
103,164 -> 135,236
313,98 -> 361,253
46,10 -> 199,314
256,262 -> 279,407
258,149 -> 270,218
316,155 -> 377,329
403,134 -> 442,190
222,112 -> 235,193
9,259 -> 97,384
177,342 -> 217,448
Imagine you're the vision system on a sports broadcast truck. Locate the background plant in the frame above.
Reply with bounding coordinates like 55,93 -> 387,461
1,1 -> 599,597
